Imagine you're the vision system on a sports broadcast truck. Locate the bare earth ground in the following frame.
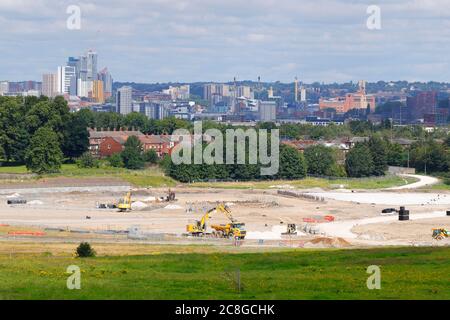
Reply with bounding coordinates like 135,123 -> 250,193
0,176 -> 449,251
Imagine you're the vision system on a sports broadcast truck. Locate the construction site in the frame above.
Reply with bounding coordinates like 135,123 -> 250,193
1,174 -> 449,251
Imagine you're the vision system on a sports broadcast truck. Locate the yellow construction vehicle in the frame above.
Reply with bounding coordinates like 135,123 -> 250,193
432,228 -> 449,240
211,204 -> 246,240
117,192 -> 132,212
186,207 -> 214,236
186,203 -> 246,239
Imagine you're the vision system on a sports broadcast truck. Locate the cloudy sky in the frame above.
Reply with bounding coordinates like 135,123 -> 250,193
1,0 -> 450,83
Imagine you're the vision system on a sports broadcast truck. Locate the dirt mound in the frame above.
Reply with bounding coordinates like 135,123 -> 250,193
306,237 -> 351,248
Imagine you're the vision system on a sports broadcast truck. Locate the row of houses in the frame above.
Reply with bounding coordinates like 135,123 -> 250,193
88,129 -> 176,158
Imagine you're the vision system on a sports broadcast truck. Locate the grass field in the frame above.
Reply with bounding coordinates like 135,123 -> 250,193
0,163 -> 419,189
0,163 -> 177,187
0,246 -> 448,300
190,175 -> 418,190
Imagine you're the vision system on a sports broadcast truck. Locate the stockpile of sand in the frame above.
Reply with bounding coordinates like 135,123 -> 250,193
246,225 -> 305,240
304,237 -> 351,248
164,204 -> 183,210
131,201 -> 148,210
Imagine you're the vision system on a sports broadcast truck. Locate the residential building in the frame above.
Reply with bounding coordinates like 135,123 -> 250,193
116,86 -> 133,115
163,85 -> 190,100
42,74 -> 58,97
92,80 -> 104,103
57,66 -> 76,95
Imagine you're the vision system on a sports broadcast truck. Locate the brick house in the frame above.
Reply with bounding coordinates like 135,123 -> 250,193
88,128 -> 176,159
98,136 -> 125,158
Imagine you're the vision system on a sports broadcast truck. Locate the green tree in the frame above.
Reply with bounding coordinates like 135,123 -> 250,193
76,152 -> 98,168
107,153 -> 124,168
143,149 -> 158,164
121,136 -> 144,169
367,136 -> 388,176
25,127 -> 63,174
410,140 -> 449,173
345,144 -> 374,177
277,145 -> 307,179
62,113 -> 89,159
304,145 -> 336,176
0,98 -> 29,162
386,142 -> 406,167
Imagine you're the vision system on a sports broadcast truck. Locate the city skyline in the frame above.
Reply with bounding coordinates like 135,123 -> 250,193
1,0 -> 450,83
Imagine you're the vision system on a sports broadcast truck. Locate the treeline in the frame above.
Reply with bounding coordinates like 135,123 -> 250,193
0,96 -> 89,173
280,120 -> 449,141
164,143 -> 307,183
0,96 -> 191,173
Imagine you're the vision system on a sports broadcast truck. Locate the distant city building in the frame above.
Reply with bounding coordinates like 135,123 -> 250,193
294,77 -> 299,102
116,86 -> 133,115
139,101 -> 169,120
163,85 -> 190,100
0,81 -> 9,95
300,87 -> 306,102
258,101 -> 277,122
85,50 -> 98,81
42,74 -> 58,97
57,66 -> 76,95
319,80 -> 375,113
92,80 -> 105,103
406,91 -> 437,121
236,85 -> 253,99
98,67 -> 113,99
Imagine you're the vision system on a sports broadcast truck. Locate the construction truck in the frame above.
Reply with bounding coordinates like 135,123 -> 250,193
211,204 -> 246,240
432,228 -> 449,240
186,203 -> 246,239
117,192 -> 132,212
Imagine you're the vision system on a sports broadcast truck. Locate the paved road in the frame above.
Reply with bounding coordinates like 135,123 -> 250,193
319,211 -> 447,239
386,174 -> 440,190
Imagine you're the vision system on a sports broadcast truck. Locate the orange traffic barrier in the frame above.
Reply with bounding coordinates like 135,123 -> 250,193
8,231 -> 46,236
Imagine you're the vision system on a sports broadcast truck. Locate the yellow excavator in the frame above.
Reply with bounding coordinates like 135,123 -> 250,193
186,207 -> 213,236
186,203 -> 246,239
117,192 -> 132,212
432,228 -> 449,240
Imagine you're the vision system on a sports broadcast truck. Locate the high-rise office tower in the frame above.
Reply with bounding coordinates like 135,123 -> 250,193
57,66 -> 76,95
42,74 -> 58,97
300,87 -> 306,102
116,86 -> 132,115
86,50 -> 98,81
92,80 -> 104,103
294,77 -> 299,102
98,67 -> 113,99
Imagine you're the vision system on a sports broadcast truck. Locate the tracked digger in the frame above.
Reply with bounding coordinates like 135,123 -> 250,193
186,203 -> 246,239
117,192 -> 132,212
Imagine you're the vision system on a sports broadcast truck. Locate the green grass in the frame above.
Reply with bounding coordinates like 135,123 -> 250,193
0,163 -> 177,187
0,164 -> 28,174
0,246 -> 448,299
191,175 -> 418,190
0,162 -> 418,189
